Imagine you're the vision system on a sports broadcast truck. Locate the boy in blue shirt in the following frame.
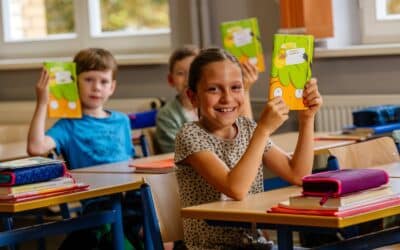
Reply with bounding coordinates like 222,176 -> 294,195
27,48 -> 139,249
28,48 -> 134,168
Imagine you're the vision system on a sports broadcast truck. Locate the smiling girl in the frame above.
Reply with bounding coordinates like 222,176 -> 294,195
174,48 -> 322,249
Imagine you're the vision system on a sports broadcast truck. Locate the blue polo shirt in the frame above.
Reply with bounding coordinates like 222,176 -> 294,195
47,111 -> 134,169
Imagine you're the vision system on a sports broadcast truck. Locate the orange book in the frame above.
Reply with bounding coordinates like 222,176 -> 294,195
129,158 -> 174,173
44,62 -> 82,118
269,34 -> 314,110
220,17 -> 265,72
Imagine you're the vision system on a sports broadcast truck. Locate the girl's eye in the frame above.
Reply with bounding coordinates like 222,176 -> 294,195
232,84 -> 243,91
207,86 -> 219,93
175,71 -> 185,76
101,79 -> 110,85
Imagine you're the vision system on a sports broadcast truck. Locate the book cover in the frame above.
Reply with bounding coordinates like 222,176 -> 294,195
0,177 -> 74,195
290,186 -> 394,209
220,17 -> 265,72
0,157 -> 63,170
130,158 -> 174,173
44,61 -> 82,118
269,34 -> 314,110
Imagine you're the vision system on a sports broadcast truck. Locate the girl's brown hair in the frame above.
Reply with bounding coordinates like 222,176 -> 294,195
188,48 -> 241,92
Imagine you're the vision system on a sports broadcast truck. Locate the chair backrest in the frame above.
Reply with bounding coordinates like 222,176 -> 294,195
129,110 -> 159,157
142,172 -> 184,243
128,109 -> 158,129
327,136 -> 400,169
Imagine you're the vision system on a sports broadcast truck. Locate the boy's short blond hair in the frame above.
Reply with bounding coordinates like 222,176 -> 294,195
168,45 -> 199,73
73,48 -> 118,80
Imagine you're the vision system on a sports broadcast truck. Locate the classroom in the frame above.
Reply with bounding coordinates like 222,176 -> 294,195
1,0 -> 400,249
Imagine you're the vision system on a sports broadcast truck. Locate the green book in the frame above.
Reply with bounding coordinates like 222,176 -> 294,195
220,17 -> 265,72
44,61 -> 82,118
269,34 -> 314,110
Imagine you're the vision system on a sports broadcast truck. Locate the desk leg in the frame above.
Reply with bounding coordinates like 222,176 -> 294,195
110,195 -> 125,250
277,227 -> 293,250
60,203 -> 71,219
2,217 -> 16,250
141,183 -> 163,250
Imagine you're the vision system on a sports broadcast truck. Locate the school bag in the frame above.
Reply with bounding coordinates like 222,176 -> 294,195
352,105 -> 400,127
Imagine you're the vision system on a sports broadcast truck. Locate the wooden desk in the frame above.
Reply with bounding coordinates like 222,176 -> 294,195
72,154 -> 183,243
0,141 -> 28,161
271,132 -> 358,155
72,153 -> 174,174
181,178 -> 400,249
0,172 -> 144,249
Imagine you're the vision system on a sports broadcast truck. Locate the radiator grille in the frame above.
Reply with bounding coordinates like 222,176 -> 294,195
316,95 -> 400,132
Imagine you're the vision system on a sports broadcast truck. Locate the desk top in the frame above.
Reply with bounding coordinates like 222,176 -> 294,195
73,153 -> 174,174
181,178 -> 400,229
271,132 -> 358,155
0,172 -> 143,213
0,141 -> 28,161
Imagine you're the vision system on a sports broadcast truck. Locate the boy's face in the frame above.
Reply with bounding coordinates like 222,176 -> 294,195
168,56 -> 196,97
78,70 -> 116,111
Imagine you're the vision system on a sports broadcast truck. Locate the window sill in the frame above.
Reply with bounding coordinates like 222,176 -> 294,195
0,53 -> 169,70
315,43 -> 400,58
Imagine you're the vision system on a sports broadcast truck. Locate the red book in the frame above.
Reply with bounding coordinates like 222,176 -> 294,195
0,183 -> 89,203
268,196 -> 400,217
129,158 -> 175,173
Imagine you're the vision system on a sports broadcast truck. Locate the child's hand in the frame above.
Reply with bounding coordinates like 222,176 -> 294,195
300,78 -> 323,119
35,69 -> 50,106
241,61 -> 259,91
259,97 -> 289,135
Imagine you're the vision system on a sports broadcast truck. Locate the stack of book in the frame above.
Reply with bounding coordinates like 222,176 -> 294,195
270,186 -> 400,217
0,157 -> 88,202
268,169 -> 400,217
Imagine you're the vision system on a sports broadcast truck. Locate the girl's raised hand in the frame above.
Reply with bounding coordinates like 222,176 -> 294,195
241,61 -> 259,91
300,78 -> 323,119
35,68 -> 50,105
258,97 -> 289,135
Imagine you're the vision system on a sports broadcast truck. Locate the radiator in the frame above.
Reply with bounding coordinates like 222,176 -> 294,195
316,95 -> 400,132
251,95 -> 400,132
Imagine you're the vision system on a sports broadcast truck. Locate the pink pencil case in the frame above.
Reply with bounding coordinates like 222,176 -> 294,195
302,169 -> 389,198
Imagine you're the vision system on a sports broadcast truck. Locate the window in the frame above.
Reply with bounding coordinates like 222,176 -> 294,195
0,0 -> 170,60
360,0 -> 400,44
376,0 -> 400,20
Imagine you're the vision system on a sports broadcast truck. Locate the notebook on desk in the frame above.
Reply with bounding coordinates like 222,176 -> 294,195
314,134 -> 367,141
129,158 -> 175,174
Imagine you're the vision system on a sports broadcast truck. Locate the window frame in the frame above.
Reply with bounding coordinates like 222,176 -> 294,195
359,0 -> 400,44
0,0 -> 171,60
